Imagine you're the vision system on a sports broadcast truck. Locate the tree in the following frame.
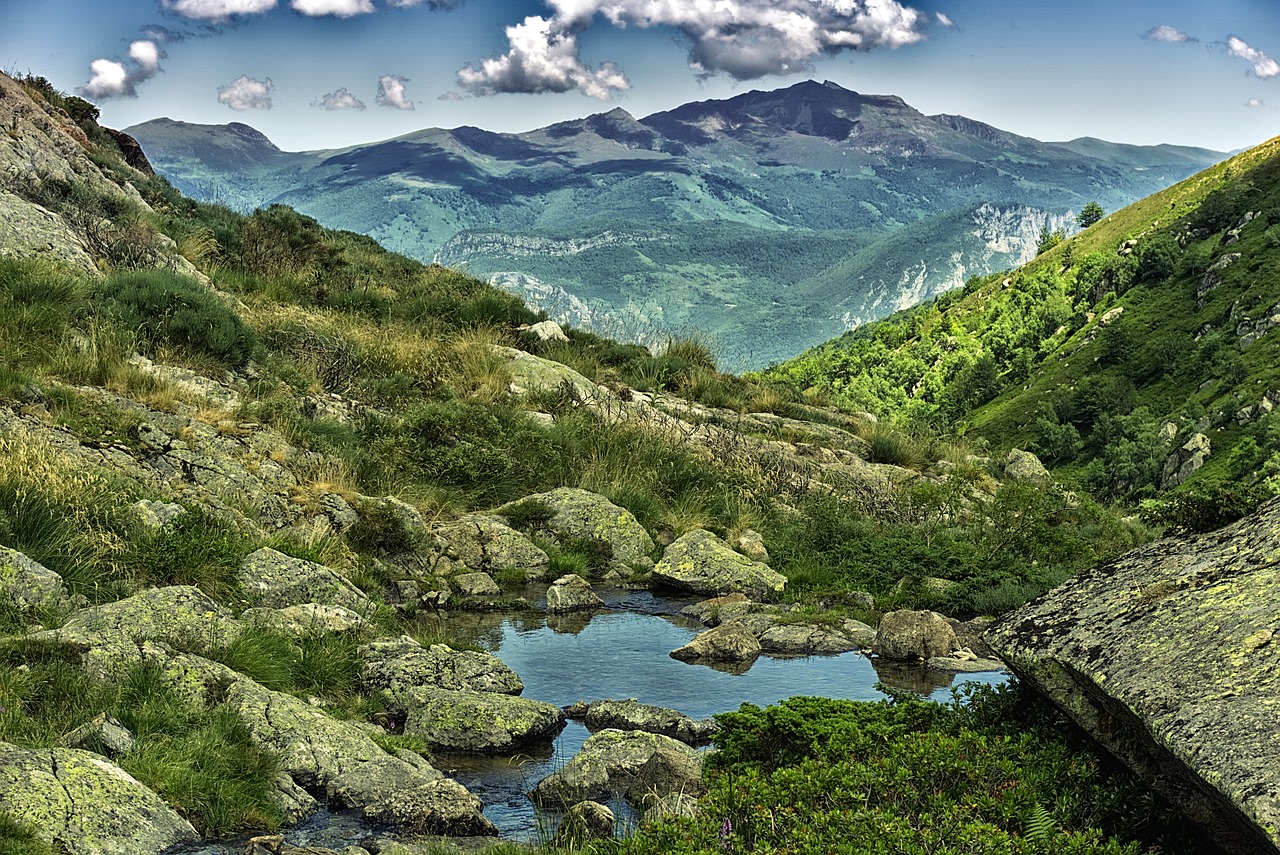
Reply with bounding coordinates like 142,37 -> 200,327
1076,201 -> 1105,229
1036,225 -> 1065,255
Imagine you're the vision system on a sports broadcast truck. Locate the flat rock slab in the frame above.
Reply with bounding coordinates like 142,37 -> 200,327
581,698 -> 718,744
361,636 -> 523,696
0,743 -> 198,855
398,686 -> 565,753
239,547 -> 370,612
986,496 -> 1280,855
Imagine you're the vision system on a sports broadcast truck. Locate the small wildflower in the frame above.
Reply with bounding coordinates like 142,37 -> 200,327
719,817 -> 733,851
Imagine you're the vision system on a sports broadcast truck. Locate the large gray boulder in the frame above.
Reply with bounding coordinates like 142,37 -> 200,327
0,546 -> 65,611
498,488 -> 655,572
1003,448 -> 1051,485
434,514 -> 550,581
531,729 -> 698,805
238,547 -> 370,612
0,743 -> 199,855
546,574 -> 605,613
581,699 -> 719,744
875,610 -> 958,660
652,529 -> 786,600
392,686 -> 565,753
34,585 -> 242,679
360,635 -> 523,696
670,621 -> 761,664
358,778 -> 496,837
986,497 -> 1280,855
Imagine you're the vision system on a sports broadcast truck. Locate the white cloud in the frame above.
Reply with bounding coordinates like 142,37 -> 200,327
290,0 -> 374,17
1142,25 -> 1194,43
217,74 -> 274,109
315,87 -> 367,110
437,90 -> 464,101
377,74 -> 416,109
935,12 -> 956,29
161,0 -> 277,22
79,39 -> 166,100
386,0 -> 466,7
457,15 -> 630,98
462,0 -> 929,94
1246,97 -> 1265,108
1228,36 -> 1279,79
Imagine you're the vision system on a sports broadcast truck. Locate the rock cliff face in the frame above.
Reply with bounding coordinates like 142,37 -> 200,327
986,498 -> 1280,855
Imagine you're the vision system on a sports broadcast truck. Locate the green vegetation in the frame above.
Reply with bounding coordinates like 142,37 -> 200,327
1077,201 -> 1106,229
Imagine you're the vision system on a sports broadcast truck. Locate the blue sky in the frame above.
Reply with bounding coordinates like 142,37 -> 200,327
4,0 -> 1278,152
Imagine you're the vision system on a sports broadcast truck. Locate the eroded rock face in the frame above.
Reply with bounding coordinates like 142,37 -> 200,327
653,529 -> 786,600
986,497 -> 1280,855
0,743 -> 199,855
875,610 -> 957,660
531,729 -> 698,806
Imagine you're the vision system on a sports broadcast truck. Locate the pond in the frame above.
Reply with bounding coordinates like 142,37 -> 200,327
180,590 -> 1005,851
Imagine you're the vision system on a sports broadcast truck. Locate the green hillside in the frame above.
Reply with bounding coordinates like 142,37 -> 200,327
768,136 -> 1280,514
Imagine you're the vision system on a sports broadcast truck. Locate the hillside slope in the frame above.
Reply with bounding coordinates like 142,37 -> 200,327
769,135 -> 1280,510
126,81 -> 1223,367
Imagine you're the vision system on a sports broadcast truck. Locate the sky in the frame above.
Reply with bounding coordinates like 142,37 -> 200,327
3,0 -> 1278,153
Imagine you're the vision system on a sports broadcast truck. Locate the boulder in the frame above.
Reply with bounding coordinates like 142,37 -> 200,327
498,488 -> 655,572
1161,432 -> 1212,488
0,743 -> 199,855
34,585 -> 242,679
681,593 -> 753,625
875,610 -> 958,660
238,547 -> 370,612
453,572 -> 501,596
1003,448 -> 1051,485
986,497 -> 1280,855
553,801 -> 615,846
754,620 -> 859,656
531,729 -> 697,805
626,746 -> 704,807
434,515 -> 550,581
358,778 -> 496,837
582,699 -> 719,744
546,574 -> 604,613
652,529 -> 786,600
242,603 -> 367,638
393,686 -> 565,753
732,529 -> 770,562
131,499 -> 185,530
360,636 -> 523,696
526,320 -> 570,343
669,621 -> 761,663
0,546 -> 66,611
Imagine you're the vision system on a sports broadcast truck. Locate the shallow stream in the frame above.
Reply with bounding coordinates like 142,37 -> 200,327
182,589 -> 1005,851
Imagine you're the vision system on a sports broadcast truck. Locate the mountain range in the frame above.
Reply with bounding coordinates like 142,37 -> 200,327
127,80 -> 1224,366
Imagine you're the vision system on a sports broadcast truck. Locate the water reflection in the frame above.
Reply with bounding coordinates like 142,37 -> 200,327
870,658 -> 960,695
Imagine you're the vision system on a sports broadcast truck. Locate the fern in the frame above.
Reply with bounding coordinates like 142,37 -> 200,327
1024,802 -> 1057,845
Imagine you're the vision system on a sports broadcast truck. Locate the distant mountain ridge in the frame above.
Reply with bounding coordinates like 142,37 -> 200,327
127,80 -> 1224,366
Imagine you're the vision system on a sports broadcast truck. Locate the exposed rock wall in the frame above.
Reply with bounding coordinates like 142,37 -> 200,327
986,497 -> 1280,855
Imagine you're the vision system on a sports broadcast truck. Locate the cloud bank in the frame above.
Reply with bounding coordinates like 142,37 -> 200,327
1142,25 -> 1194,44
1227,36 -> 1279,79
458,0 -> 929,98
315,87 -> 367,109
377,74 -> 415,109
161,0 -> 277,22
291,0 -> 374,17
80,39 -> 166,99
217,74 -> 274,109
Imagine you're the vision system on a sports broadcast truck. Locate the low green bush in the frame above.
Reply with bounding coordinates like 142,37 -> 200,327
123,507 -> 245,599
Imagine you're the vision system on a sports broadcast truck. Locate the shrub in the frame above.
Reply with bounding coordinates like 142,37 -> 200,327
123,506 -> 244,599
96,270 -> 257,368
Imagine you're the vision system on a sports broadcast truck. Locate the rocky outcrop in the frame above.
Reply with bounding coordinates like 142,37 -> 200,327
433,514 -> 550,581
0,546 -> 66,611
669,620 -> 761,664
681,594 -> 872,654
652,529 -> 786,600
986,497 -> 1280,855
578,698 -> 719,744
59,713 -> 137,757
546,574 -> 604,613
238,547 -> 370,612
360,635 -> 524,696
1003,448 -> 1051,486
531,729 -> 700,806
241,603 -> 367,638
390,686 -> 565,753
497,487 -> 656,572
875,610 -> 958,660
0,743 -> 199,854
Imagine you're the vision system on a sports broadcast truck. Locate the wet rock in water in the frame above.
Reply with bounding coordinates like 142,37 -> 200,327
0,743 -> 199,854
926,653 -> 1006,673
582,698 -> 719,744
626,746 -> 704,807
875,609 -> 958,660
453,572 -> 501,596
669,621 -> 761,663
531,729 -> 698,806
653,529 -> 786,600
360,635 -> 524,696
986,496 -> 1280,855
546,574 -> 605,613
496,487 -> 656,573
393,686 -> 565,753
553,800 -> 615,845
239,547 -> 370,612
266,771 -> 320,826
59,713 -> 136,758
359,778 -> 497,837
0,546 -> 66,611
752,619 -> 860,656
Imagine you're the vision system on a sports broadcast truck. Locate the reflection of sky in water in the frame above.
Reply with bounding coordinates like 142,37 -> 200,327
179,595 -> 1006,850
